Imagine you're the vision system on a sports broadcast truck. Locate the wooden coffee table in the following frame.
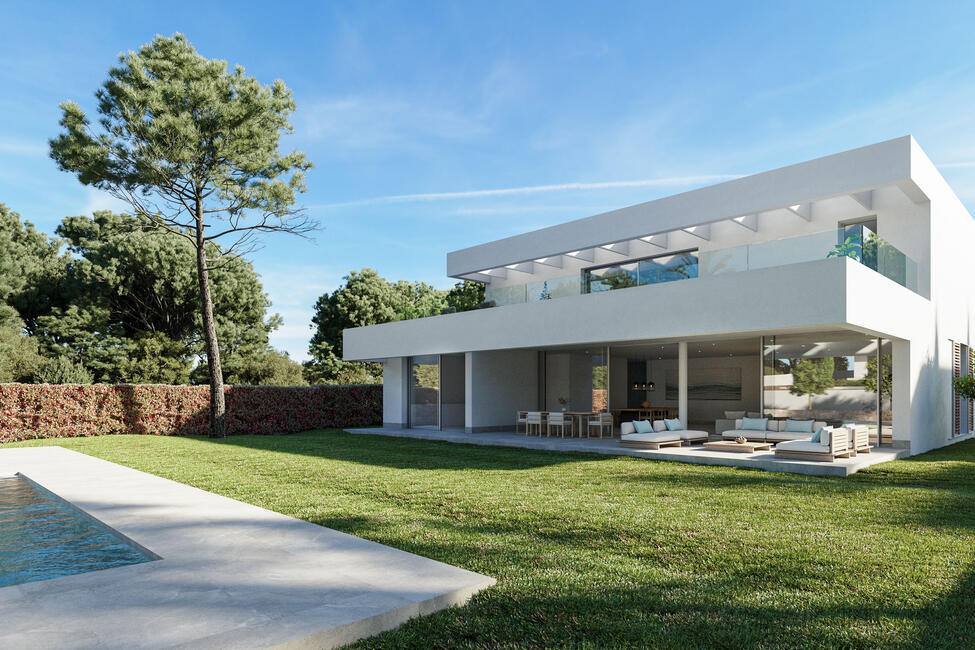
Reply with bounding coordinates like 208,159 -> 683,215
704,441 -> 772,453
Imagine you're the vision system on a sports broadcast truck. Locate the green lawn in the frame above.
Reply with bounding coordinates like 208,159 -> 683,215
8,431 -> 975,648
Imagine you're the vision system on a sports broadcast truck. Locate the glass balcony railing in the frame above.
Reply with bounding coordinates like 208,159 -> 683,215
483,227 -> 920,308
699,225 -> 918,292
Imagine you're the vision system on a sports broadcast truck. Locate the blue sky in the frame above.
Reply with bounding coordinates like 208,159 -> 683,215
3,1 -> 975,360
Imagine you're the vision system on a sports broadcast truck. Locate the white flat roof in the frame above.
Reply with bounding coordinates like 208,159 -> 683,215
446,136 -> 927,278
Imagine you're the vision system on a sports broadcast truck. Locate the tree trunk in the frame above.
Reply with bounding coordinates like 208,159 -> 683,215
195,201 -> 226,438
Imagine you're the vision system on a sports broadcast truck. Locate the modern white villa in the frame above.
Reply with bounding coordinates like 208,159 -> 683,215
344,136 -> 975,458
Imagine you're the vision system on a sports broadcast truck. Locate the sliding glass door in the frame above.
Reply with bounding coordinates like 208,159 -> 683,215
409,355 -> 440,429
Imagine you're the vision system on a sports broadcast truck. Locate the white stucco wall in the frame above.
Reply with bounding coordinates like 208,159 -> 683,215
346,257 -> 923,361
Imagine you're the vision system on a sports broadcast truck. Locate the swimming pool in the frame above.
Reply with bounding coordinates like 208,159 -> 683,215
0,474 -> 157,587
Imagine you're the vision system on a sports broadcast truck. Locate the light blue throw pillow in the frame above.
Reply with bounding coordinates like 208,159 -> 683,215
741,417 -> 767,431
784,419 -> 814,433
633,419 -> 652,433
810,426 -> 827,443
664,418 -> 683,431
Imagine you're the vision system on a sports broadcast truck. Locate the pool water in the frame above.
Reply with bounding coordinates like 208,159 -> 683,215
0,475 -> 156,587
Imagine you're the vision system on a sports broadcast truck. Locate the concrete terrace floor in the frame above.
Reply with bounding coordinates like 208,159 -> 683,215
345,427 -> 907,477
0,446 -> 494,649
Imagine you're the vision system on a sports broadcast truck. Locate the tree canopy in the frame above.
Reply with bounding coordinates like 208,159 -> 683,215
49,33 -> 313,436
0,206 -> 292,385
864,353 -> 892,398
789,357 -> 835,409
306,270 -> 487,383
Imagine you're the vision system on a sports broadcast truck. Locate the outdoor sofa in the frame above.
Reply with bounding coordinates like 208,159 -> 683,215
722,418 -> 827,443
619,420 -> 708,448
774,426 -> 852,461
723,418 -> 872,454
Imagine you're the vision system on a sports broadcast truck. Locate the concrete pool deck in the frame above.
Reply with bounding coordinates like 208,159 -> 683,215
0,446 -> 494,649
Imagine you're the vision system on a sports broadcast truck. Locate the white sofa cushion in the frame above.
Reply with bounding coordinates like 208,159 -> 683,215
722,429 -> 765,441
651,420 -> 668,432
767,431 -> 814,441
676,429 -> 708,440
774,440 -> 828,453
621,432 -> 681,444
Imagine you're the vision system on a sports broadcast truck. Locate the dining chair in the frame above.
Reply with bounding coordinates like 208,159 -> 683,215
588,412 -> 613,438
516,410 -> 528,435
525,411 -> 543,436
547,411 -> 572,438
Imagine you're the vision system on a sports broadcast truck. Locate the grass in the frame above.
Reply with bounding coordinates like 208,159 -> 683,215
7,431 -> 975,648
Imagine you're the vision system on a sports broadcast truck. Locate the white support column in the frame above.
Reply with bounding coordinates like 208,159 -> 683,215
464,352 -> 474,433
678,341 -> 688,426
758,337 -> 765,414
891,339 -> 913,450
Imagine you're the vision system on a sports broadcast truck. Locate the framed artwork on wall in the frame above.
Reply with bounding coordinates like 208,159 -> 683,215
665,367 -> 742,400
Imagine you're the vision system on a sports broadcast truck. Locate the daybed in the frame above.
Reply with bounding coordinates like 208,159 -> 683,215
774,427 -> 852,461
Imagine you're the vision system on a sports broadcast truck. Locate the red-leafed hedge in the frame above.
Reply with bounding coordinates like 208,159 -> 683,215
0,384 -> 382,443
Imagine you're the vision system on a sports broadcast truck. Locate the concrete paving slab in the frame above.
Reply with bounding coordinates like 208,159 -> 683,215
0,446 -> 494,649
345,427 -> 907,477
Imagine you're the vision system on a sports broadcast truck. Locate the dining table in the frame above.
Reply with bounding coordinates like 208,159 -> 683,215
611,407 -> 679,426
564,411 -> 596,438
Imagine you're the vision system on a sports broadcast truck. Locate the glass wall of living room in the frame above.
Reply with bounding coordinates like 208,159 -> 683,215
608,338 -> 762,433
762,333 -> 890,445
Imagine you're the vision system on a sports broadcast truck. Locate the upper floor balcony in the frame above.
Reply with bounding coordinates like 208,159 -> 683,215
482,224 -> 919,308
446,137 -> 934,305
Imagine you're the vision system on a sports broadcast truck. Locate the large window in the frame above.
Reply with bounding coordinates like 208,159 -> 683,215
762,334 -> 891,445
584,251 -> 698,294
409,355 -> 439,429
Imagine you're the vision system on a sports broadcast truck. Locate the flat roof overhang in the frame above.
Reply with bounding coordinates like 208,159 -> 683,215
447,136 -> 935,281
344,257 -> 930,361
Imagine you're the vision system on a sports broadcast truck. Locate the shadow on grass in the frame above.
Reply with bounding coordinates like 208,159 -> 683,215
340,523 -> 975,649
851,438 -> 975,492
187,429 -> 604,471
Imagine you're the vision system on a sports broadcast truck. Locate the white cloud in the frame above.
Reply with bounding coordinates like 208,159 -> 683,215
311,174 -> 740,210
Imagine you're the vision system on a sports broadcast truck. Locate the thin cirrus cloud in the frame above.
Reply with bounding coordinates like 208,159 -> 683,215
298,95 -> 490,149
0,138 -> 47,156
311,174 -> 742,210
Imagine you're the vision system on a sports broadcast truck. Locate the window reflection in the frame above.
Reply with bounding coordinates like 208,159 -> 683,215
585,251 -> 698,293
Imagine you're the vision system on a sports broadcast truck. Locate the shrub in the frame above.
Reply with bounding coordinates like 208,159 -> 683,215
0,384 -> 381,443
34,357 -> 93,384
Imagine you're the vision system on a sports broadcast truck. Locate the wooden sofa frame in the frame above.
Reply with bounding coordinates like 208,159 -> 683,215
774,428 -> 852,461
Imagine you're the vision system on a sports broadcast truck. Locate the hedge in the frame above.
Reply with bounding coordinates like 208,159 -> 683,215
0,384 -> 382,443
